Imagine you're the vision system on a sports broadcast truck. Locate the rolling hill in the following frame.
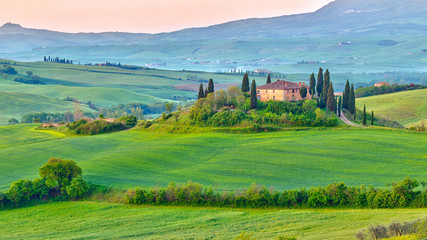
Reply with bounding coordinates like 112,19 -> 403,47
356,89 -> 427,127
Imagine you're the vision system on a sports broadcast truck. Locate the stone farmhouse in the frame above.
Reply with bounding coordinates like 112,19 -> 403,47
256,80 -> 311,102
374,82 -> 390,87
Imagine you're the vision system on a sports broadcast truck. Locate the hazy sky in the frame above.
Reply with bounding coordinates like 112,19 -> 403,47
0,0 -> 334,33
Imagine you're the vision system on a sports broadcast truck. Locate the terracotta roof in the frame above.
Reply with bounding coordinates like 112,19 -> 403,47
257,80 -> 306,90
375,82 -> 390,85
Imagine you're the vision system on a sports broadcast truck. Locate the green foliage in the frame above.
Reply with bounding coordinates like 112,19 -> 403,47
326,82 -> 335,112
349,84 -> 356,115
267,73 -> 271,84
338,96 -> 342,117
299,86 -> 307,99
363,105 -> 367,125
208,78 -> 214,94
66,176 -> 89,199
343,80 -> 350,110
309,73 -> 316,96
99,113 -> 105,119
208,109 -> 246,127
322,69 -> 330,106
357,218 -> 427,240
242,73 -> 250,92
7,179 -> 34,207
118,115 -> 137,128
39,157 -> 82,194
198,83 -> 204,99
165,102 -> 174,114
8,118 -> 18,125
356,84 -> 426,98
316,68 -> 324,96
250,80 -> 257,109
1,65 -> 17,74
14,76 -> 44,84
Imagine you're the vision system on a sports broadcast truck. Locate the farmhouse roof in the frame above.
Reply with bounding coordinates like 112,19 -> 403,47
257,80 -> 306,90
375,82 -> 389,85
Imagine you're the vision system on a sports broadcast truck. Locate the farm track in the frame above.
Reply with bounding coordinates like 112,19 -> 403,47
340,111 -> 362,127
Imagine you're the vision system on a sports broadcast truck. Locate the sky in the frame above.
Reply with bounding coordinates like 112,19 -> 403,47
0,0 -> 334,33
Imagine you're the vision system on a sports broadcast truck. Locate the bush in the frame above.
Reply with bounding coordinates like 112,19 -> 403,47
208,109 -> 246,126
118,115 -> 137,128
66,176 -> 89,199
7,180 -> 34,207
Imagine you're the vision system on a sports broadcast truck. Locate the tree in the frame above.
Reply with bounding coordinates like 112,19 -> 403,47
266,74 -> 271,84
316,68 -> 324,96
7,179 -> 34,207
371,111 -> 374,125
208,78 -> 214,94
363,105 -> 367,125
98,113 -> 105,119
300,86 -> 307,99
309,73 -> 316,96
66,176 -> 88,199
39,158 -> 82,194
327,82 -> 335,112
204,88 -> 208,98
338,96 -> 342,117
8,118 -> 18,125
241,73 -> 250,92
322,69 -> 330,107
165,102 -> 174,114
26,71 -> 33,77
348,84 -> 355,115
343,80 -> 350,110
250,80 -> 257,109
198,83 -> 204,99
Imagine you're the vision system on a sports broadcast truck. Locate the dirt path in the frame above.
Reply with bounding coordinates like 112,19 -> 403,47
340,111 -> 363,127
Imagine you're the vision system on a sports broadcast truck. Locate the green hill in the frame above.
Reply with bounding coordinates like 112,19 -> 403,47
356,89 -> 427,127
0,201 -> 424,240
0,124 -> 425,191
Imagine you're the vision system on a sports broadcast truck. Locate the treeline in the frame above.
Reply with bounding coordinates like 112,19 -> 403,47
1,65 -> 17,75
0,158 -> 88,209
126,177 -> 427,209
43,56 -> 73,64
98,102 -> 167,120
356,84 -> 426,98
67,115 -> 137,135
356,218 -> 427,240
14,76 -> 43,85
21,112 -> 90,123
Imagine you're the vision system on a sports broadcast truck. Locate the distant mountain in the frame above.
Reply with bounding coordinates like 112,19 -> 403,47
1,0 -> 426,53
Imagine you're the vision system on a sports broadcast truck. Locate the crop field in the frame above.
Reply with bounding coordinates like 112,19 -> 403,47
0,201 -> 424,239
0,124 -> 425,191
356,89 -> 427,127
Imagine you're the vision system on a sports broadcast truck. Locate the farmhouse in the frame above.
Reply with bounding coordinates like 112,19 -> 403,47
374,82 -> 390,87
257,80 -> 311,102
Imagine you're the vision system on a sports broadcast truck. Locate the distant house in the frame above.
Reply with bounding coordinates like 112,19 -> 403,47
374,82 -> 390,87
256,80 -> 311,102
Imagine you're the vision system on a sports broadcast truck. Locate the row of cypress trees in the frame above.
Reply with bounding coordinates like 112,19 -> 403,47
343,80 -> 356,119
198,79 -> 215,99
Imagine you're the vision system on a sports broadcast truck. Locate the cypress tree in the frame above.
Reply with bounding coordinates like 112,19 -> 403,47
371,111 -> 374,125
241,73 -> 250,92
309,73 -> 316,96
334,96 -> 338,114
327,82 -> 335,113
322,69 -> 330,107
348,84 -> 355,115
316,68 -> 323,97
343,80 -> 350,110
250,80 -> 257,109
204,88 -> 208,98
208,78 -> 214,94
338,96 -> 342,117
363,105 -> 366,125
198,84 -> 204,99
266,74 -> 271,84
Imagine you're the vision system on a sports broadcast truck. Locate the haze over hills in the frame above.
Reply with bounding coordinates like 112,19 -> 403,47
1,0 -> 427,74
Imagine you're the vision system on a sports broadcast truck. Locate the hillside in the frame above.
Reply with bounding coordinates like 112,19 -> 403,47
356,89 -> 427,127
0,124 -> 425,191
0,201 -> 424,239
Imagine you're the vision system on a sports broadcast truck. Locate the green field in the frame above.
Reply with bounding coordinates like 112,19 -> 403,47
0,201 -> 424,239
356,89 -> 427,127
0,124 -> 425,191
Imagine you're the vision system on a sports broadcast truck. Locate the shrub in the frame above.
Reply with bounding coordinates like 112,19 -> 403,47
7,179 -> 34,207
66,176 -> 89,199
208,109 -> 246,126
39,157 -> 82,194
118,115 -> 137,128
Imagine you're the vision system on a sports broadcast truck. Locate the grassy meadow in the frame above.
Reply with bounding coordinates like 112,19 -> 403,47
0,124 -> 425,191
356,89 -> 427,127
0,201 -> 425,239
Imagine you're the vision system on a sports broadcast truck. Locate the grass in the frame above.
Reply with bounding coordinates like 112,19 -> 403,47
0,124 -> 425,191
0,201 -> 425,239
356,89 -> 427,127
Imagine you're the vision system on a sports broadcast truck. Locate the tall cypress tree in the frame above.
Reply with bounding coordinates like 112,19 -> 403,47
266,74 -> 271,84
348,84 -> 355,115
208,78 -> 214,94
363,105 -> 367,125
371,111 -> 374,125
309,73 -> 316,97
338,96 -> 342,117
327,82 -> 335,113
198,84 -> 204,99
250,80 -> 257,109
343,80 -> 350,110
204,88 -> 208,98
322,69 -> 330,107
241,73 -> 250,92
316,68 -> 324,97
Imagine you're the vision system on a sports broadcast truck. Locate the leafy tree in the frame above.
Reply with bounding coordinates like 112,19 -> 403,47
118,115 -> 138,128
250,80 -> 257,109
241,73 -> 250,92
26,71 -> 33,77
309,73 -> 316,96
66,176 -> 88,199
39,158 -> 82,194
198,83 -> 204,99
371,111 -> 374,125
343,80 -> 350,110
8,118 -> 18,125
266,74 -> 271,84
300,85 -> 307,99
316,68 -> 323,96
7,180 -> 34,207
208,78 -> 214,94
165,102 -> 174,114
327,82 -> 335,113
98,113 -> 105,119
363,105 -> 367,125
